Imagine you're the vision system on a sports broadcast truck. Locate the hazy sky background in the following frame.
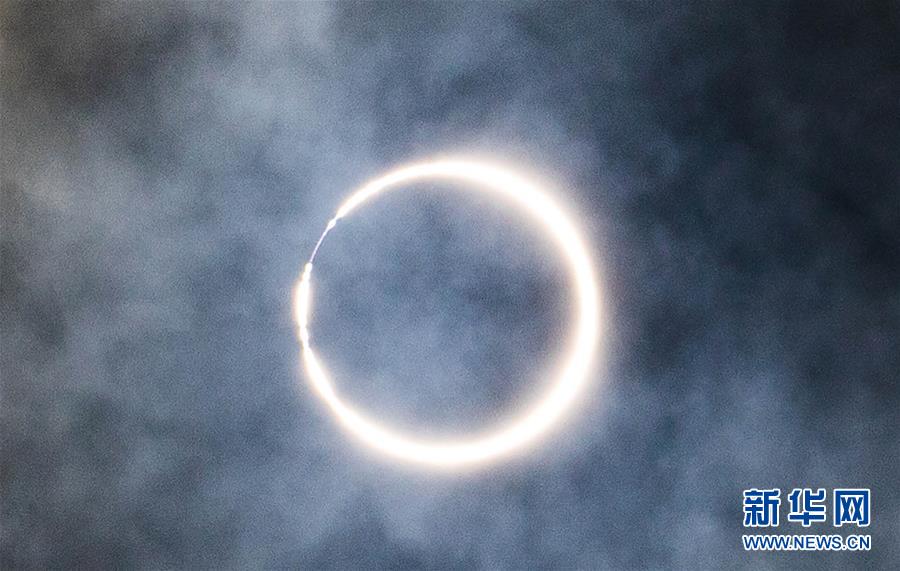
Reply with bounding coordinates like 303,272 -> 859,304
2,2 -> 899,568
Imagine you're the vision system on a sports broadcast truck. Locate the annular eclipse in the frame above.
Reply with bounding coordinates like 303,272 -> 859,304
293,159 -> 603,468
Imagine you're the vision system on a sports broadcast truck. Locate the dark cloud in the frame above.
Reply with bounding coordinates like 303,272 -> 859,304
2,1 -> 898,568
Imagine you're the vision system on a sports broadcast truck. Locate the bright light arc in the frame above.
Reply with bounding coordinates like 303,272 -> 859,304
293,159 -> 602,468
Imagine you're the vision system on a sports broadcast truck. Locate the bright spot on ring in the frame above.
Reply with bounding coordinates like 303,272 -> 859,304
293,159 -> 603,468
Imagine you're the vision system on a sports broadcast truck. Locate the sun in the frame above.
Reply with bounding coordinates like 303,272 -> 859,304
294,159 -> 603,468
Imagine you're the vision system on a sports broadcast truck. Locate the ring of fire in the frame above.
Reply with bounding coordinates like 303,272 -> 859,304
293,159 -> 603,468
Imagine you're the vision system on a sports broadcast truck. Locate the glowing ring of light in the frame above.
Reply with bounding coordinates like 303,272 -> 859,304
293,159 -> 602,468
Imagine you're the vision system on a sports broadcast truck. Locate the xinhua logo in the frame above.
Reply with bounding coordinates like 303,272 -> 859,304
742,488 -> 871,552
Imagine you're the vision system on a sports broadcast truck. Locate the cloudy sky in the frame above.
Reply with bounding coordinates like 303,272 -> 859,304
2,2 -> 898,568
